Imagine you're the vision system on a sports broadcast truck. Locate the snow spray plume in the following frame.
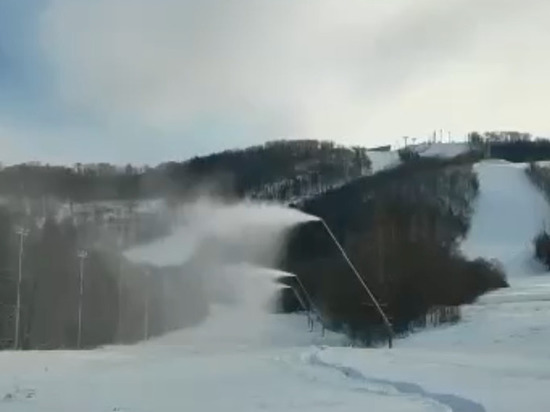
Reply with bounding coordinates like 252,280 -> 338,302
124,195 -> 317,341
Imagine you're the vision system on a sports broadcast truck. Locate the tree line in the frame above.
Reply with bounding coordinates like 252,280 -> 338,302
468,131 -> 550,163
0,140 -> 370,202
525,163 -> 550,268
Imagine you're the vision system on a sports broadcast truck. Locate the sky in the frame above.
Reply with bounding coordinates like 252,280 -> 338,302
1,0 -> 550,165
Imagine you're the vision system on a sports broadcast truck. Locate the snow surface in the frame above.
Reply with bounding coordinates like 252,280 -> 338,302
0,311 -> 441,412
3,160 -> 550,412
418,143 -> 469,159
461,161 -> 549,279
366,150 -> 401,173
316,276 -> 550,412
366,142 -> 468,175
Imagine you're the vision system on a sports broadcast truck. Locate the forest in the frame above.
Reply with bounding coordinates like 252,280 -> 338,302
468,130 -> 550,163
526,163 -> 550,268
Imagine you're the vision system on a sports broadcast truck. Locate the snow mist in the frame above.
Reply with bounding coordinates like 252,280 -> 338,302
125,196 -> 317,344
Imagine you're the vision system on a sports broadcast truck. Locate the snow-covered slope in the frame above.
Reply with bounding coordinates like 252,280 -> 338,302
418,143 -> 469,158
0,309 -> 443,412
461,161 -> 549,278
3,159 -> 550,412
366,142 -> 468,175
366,150 -> 401,173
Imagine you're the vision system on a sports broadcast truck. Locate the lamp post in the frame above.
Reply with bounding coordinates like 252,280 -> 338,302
76,250 -> 88,349
143,269 -> 151,341
14,227 -> 29,350
116,237 -> 124,343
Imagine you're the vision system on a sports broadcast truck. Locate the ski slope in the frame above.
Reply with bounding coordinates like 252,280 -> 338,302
367,150 -> 401,173
418,143 -> 469,159
461,161 -> 549,278
3,160 -> 550,412
366,142 -> 468,175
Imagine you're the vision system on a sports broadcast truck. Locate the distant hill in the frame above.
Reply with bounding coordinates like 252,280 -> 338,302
0,140 -> 371,203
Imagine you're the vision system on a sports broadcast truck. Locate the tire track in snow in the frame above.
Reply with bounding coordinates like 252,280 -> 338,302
307,347 -> 486,412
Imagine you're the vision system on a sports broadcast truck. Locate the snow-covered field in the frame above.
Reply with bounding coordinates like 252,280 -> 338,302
2,160 -> 550,412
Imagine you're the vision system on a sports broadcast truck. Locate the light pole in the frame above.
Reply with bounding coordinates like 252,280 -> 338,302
14,227 -> 29,350
76,250 -> 88,349
116,237 -> 124,343
143,269 -> 150,341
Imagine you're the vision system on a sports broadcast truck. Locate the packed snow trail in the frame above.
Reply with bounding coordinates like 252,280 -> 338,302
461,161 -> 549,279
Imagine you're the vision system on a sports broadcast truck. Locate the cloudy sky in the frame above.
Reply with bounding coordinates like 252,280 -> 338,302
1,0 -> 549,165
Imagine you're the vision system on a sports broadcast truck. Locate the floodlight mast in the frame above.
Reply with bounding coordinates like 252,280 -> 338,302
77,250 -> 88,349
14,227 -> 29,350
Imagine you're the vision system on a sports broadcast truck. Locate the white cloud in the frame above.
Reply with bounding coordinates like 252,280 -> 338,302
38,0 -> 550,152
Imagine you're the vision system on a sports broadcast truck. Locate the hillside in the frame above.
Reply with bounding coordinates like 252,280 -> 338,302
0,140 -> 371,203
0,140 -> 501,350
2,156 -> 550,411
